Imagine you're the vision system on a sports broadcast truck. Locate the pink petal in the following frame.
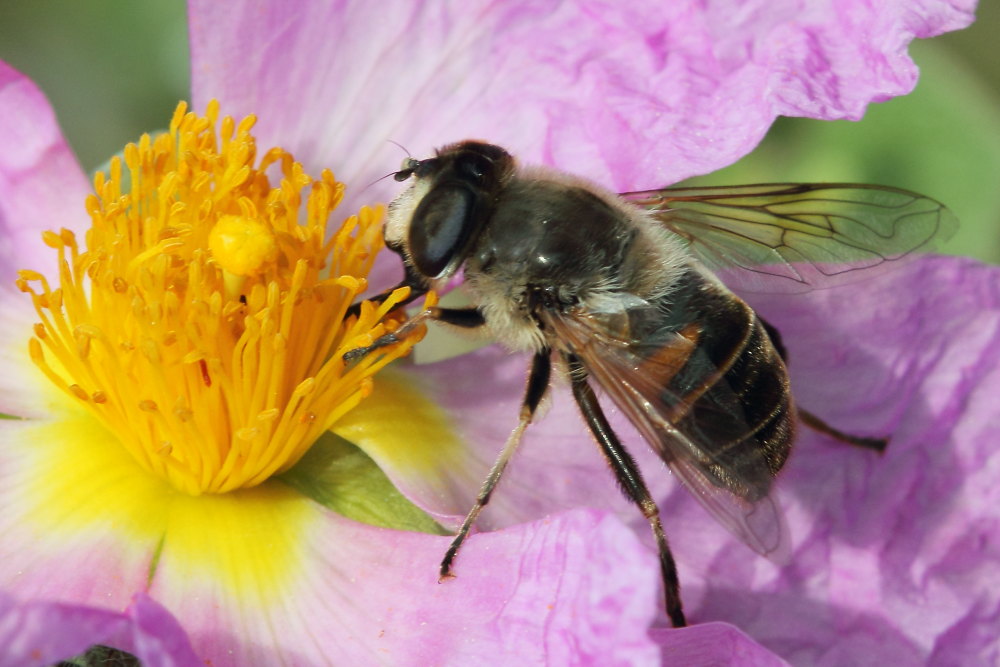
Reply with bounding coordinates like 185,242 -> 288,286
652,622 -> 789,666
1,0 -> 987,660
0,396 -> 663,664
0,418 -> 159,607
0,591 -> 125,667
114,594 -> 202,667
373,256 -> 1000,662
0,290 -> 54,418
148,508 -> 663,665
359,346 -> 662,532
188,0 -> 974,204
928,600 -> 1000,665
0,592 -> 199,667
0,62 -> 89,291
721,256 -> 1000,662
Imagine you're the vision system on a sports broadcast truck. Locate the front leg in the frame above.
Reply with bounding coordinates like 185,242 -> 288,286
344,259 -> 430,321
440,349 -> 552,580
343,306 -> 486,362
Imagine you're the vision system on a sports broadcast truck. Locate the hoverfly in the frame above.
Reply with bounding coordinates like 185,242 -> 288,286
345,140 -> 954,626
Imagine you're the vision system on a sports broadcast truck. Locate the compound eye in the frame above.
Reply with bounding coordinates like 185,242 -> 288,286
408,184 -> 477,278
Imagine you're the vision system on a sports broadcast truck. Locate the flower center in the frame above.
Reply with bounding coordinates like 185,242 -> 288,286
17,101 -> 427,495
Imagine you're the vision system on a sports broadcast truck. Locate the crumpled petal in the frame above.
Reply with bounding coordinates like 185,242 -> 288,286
726,256 -> 1000,664
652,622 -> 790,666
386,256 -> 1000,663
0,591 -> 199,667
188,0 -> 974,205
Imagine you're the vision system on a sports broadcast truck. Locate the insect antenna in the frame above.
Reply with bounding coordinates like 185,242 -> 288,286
359,140 -> 419,192
387,139 -> 413,160
360,170 -> 405,192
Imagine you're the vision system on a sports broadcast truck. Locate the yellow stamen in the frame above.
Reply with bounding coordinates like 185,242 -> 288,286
17,100 -> 427,496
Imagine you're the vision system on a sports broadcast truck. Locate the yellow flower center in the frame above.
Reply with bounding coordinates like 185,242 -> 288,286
16,100 -> 429,496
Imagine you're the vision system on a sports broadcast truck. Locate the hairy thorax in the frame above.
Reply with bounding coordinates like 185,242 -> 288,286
462,167 -> 689,353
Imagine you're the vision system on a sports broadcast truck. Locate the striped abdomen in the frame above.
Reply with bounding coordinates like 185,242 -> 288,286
629,270 -> 794,501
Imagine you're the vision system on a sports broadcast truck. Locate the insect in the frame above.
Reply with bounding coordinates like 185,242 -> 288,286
345,140 -> 954,627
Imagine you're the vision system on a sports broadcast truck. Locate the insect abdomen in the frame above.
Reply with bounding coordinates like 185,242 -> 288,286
637,272 -> 794,500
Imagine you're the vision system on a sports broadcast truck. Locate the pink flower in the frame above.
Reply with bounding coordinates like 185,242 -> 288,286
0,71 -> 661,665
0,1 -> 982,665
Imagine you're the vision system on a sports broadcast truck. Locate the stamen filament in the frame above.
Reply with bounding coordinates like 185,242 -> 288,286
18,101 -> 428,495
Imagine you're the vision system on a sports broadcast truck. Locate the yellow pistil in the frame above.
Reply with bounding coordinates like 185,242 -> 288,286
208,215 -> 279,277
16,100 -> 428,496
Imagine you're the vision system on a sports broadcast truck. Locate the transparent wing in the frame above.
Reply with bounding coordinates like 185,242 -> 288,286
623,183 -> 957,292
541,308 -> 789,560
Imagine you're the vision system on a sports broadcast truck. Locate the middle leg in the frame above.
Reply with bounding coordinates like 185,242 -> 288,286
343,306 -> 486,362
565,352 -> 687,628
439,349 -> 553,580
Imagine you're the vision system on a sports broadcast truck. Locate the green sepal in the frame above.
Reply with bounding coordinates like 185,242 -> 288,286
278,430 -> 447,535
